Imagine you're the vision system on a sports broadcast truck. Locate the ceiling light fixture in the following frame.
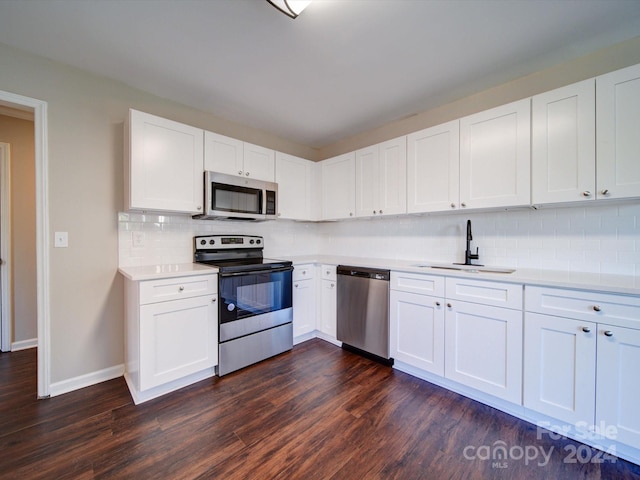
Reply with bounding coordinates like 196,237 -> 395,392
267,0 -> 312,18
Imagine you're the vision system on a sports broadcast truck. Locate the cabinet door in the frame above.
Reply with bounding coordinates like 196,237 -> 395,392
390,290 -> 444,375
128,109 -> 204,214
355,145 -> 379,217
596,324 -> 640,450
597,63 -> 640,200
321,152 -> 356,220
319,279 -> 337,338
378,136 -> 407,216
139,295 -> 217,391
407,120 -> 460,213
243,142 -> 275,182
523,312 -> 596,426
460,99 -> 531,209
203,131 -> 243,176
293,278 -> 316,339
275,152 -> 314,220
445,300 -> 523,403
532,79 -> 596,205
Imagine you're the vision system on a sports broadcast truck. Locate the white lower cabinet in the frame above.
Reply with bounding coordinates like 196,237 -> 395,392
390,288 -> 445,376
318,265 -> 337,340
444,299 -> 523,404
524,285 -> 640,450
596,324 -> 640,450
125,274 -> 218,404
523,312 -> 596,426
292,264 -> 316,341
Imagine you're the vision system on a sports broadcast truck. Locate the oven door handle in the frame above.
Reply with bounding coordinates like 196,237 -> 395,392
219,266 -> 293,277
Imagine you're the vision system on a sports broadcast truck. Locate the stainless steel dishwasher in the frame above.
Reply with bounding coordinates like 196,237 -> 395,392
336,265 -> 392,365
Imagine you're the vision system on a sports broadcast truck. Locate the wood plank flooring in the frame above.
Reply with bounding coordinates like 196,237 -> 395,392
1,339 -> 640,479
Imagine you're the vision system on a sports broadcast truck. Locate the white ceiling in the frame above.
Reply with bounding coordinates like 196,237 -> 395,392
1,0 -> 640,148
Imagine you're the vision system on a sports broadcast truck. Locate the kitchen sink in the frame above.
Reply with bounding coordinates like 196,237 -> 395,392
413,263 -> 516,274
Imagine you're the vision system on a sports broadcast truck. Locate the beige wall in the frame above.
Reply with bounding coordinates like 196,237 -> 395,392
0,114 -> 37,343
1,33 -> 640,387
317,35 -> 640,159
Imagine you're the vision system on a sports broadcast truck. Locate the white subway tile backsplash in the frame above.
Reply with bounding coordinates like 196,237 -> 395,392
118,202 -> 640,276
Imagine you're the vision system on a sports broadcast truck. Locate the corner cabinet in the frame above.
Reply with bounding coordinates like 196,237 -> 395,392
125,109 -> 204,214
321,153 -> 356,220
355,136 -> 407,217
460,99 -> 531,209
275,152 -> 319,221
531,79 -> 596,205
596,63 -> 640,200
124,274 -> 218,404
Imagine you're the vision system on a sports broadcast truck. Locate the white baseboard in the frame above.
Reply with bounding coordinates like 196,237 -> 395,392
49,363 -> 125,397
125,367 -> 216,405
11,338 -> 37,351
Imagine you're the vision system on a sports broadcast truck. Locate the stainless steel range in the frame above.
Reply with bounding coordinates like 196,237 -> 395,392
194,235 -> 293,376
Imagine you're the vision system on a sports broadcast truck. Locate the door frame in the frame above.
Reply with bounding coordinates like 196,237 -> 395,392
0,90 -> 50,398
0,142 -> 12,352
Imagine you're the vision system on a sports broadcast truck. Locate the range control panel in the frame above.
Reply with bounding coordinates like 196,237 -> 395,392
194,235 -> 263,250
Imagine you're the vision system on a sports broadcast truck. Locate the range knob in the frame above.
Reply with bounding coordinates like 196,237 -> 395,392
256,239 -> 261,244
209,239 -> 215,245
249,239 -> 255,244
200,239 -> 206,245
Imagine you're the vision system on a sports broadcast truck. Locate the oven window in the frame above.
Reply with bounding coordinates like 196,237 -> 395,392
219,270 -> 292,324
212,183 -> 261,214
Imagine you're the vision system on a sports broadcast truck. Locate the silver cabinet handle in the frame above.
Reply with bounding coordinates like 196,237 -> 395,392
601,189 -> 609,196
604,330 -> 613,337
179,286 -> 184,292
349,212 -> 353,217
582,191 -> 592,197
197,205 -> 202,210
331,283 -> 335,288
593,305 -> 601,312
582,326 -> 591,333
212,297 -> 216,303
435,301 -> 441,307
238,170 -> 243,175
326,270 -> 330,275
294,283 -> 299,288
373,210 -> 376,215
451,203 -> 456,208
245,172 -> 250,176
379,210 -> 383,214
447,303 -> 452,308
461,202 -> 467,208
302,270 -> 307,275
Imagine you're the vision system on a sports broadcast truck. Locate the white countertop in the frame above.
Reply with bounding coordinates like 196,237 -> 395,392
288,255 -> 640,296
118,263 -> 218,281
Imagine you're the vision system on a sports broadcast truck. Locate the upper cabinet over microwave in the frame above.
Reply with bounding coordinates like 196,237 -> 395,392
204,131 -> 276,182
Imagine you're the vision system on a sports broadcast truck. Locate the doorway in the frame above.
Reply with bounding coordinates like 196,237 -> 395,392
0,90 -> 49,398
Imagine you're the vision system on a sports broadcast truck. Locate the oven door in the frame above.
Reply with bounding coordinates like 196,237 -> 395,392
218,266 -> 293,342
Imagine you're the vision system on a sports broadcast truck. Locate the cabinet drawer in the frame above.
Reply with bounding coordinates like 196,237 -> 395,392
525,286 -> 640,329
446,277 -> 523,310
391,271 -> 445,297
139,274 -> 217,305
293,264 -> 316,281
321,264 -> 337,281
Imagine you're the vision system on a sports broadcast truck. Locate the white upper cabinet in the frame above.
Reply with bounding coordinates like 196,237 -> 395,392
321,152 -> 356,220
275,152 -> 318,221
532,79 -> 596,205
596,63 -> 640,200
243,142 -> 276,182
204,131 -> 275,182
126,109 -> 204,214
407,120 -> 460,213
355,136 -> 407,217
460,99 -> 531,209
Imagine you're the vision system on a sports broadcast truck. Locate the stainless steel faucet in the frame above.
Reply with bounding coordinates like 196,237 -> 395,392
463,219 -> 481,266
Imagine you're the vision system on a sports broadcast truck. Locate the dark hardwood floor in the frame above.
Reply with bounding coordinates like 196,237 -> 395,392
1,340 -> 639,479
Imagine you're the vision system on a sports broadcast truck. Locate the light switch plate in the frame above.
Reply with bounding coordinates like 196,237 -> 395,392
54,231 -> 68,248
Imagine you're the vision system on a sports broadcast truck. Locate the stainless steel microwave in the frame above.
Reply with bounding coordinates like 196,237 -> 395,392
194,171 -> 278,221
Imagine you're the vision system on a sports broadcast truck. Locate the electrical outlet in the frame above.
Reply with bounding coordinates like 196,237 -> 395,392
54,231 -> 68,248
132,231 -> 145,247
